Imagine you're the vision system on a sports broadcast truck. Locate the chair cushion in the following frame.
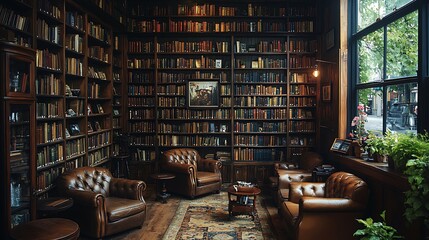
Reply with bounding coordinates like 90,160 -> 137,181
196,171 -> 220,186
106,197 -> 146,222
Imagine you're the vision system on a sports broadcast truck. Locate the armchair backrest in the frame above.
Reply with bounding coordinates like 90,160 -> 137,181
162,148 -> 200,167
57,166 -> 113,197
325,171 -> 368,205
299,151 -> 323,171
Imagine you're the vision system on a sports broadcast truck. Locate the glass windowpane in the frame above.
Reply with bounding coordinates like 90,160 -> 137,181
358,28 -> 384,83
357,0 -> 414,31
358,88 -> 383,133
386,83 -> 418,133
386,11 -> 418,79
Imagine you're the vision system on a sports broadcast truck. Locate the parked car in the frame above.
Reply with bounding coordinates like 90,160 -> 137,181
387,102 -> 416,129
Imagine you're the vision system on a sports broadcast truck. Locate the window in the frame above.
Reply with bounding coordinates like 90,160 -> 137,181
351,0 -> 419,134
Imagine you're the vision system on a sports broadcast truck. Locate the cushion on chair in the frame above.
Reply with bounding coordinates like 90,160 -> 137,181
196,171 -> 220,186
106,197 -> 147,222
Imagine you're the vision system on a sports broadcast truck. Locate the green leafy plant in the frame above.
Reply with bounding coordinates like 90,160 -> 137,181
389,133 -> 427,172
354,211 -> 403,240
365,130 -> 397,162
404,148 -> 429,227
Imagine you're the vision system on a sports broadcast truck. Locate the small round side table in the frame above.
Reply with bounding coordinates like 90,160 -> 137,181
37,197 -> 73,218
10,218 -> 79,240
150,173 -> 176,203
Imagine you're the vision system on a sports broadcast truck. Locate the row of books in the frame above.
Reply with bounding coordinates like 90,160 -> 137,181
65,34 -> 83,53
128,72 -> 153,83
157,96 -> 185,107
234,96 -> 287,107
127,97 -> 154,107
157,40 -> 229,53
0,5 -> 31,32
88,131 -> 110,149
235,40 -> 284,53
65,11 -> 84,31
289,121 -> 316,132
66,99 -> 85,117
131,148 -> 155,162
36,74 -> 61,95
289,97 -> 316,107
158,109 -> 231,119
131,3 -> 316,18
234,108 -> 287,119
128,109 -> 155,120
234,135 -> 286,146
127,58 -> 154,69
158,135 -> 229,147
157,57 -> 228,69
290,85 -> 316,95
129,85 -> 155,95
88,146 -> 110,166
36,49 -> 61,70
128,121 -> 155,133
234,72 -> 286,83
157,72 -> 227,83
234,86 -> 286,95
234,57 -> 286,69
36,144 -> 64,168
36,101 -> 62,119
129,136 -> 155,146
9,71 -> 29,93
38,0 -> 61,19
233,122 -> 286,133
89,46 -> 109,63
36,122 -> 63,144
233,148 -> 285,161
36,167 -> 63,192
290,136 -> 315,146
289,56 -> 316,69
65,57 -> 83,76
289,109 -> 314,119
65,138 -> 86,159
36,19 -> 61,44
87,21 -> 110,43
157,122 -> 228,133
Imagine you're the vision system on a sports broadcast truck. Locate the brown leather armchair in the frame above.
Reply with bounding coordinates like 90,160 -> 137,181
56,166 -> 147,239
274,151 -> 323,203
161,148 -> 222,199
278,171 -> 369,240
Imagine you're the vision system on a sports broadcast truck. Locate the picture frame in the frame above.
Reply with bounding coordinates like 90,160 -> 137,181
70,124 -> 80,135
322,83 -> 331,102
326,28 -> 335,50
187,80 -> 219,108
330,138 -> 352,154
87,123 -> 94,133
215,59 -> 222,68
113,109 -> 120,116
97,104 -> 104,114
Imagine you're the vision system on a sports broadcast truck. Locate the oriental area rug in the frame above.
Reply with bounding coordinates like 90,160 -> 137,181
162,191 -> 275,240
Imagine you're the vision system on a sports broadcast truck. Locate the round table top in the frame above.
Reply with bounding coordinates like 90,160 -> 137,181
37,197 -> 74,213
150,173 -> 176,180
10,218 -> 80,240
227,185 -> 261,196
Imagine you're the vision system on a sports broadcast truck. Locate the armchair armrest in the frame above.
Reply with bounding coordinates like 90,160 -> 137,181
289,182 -> 325,203
300,197 -> 366,212
198,158 -> 222,172
110,178 -> 146,201
64,189 -> 104,207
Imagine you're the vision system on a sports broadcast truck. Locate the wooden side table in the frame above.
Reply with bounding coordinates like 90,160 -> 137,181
37,197 -> 73,218
10,218 -> 79,240
150,173 -> 176,203
227,185 -> 261,221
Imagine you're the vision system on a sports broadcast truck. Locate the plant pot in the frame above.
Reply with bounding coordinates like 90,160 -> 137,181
387,156 -> 395,169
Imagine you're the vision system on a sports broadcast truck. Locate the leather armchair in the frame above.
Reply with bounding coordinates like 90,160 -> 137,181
56,166 -> 147,239
279,171 -> 369,240
274,152 -> 323,203
161,148 -> 222,199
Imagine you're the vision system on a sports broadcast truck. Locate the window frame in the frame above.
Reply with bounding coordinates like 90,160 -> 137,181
348,0 -> 425,134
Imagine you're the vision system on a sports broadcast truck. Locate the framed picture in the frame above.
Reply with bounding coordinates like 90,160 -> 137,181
97,104 -> 104,114
326,28 -> 335,50
70,124 -> 80,135
187,80 -> 219,108
88,123 -> 94,133
330,138 -> 352,154
113,109 -> 120,116
322,84 -> 331,102
215,59 -> 222,68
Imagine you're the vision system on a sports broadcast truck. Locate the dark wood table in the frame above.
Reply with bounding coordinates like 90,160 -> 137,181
37,197 -> 73,218
10,218 -> 79,240
150,173 -> 176,203
227,185 -> 261,221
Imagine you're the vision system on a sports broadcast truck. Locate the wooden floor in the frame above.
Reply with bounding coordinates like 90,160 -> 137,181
80,184 -> 288,240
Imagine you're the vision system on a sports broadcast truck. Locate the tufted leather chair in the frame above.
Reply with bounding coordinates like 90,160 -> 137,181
56,166 -> 147,239
278,171 -> 369,240
274,152 -> 323,204
161,148 -> 222,199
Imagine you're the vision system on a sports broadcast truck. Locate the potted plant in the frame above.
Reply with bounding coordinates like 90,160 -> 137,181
354,211 -> 403,239
390,133 -> 427,172
365,131 -> 388,162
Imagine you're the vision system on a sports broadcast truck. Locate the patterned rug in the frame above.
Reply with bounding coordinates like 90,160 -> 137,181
162,191 -> 275,240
